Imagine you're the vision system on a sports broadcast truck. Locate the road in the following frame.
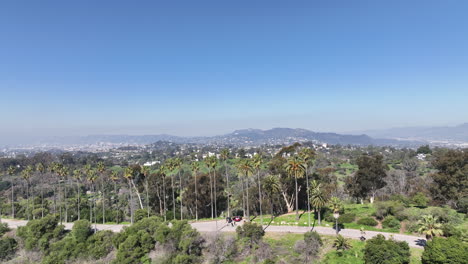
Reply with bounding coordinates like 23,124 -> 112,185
1,219 -> 426,249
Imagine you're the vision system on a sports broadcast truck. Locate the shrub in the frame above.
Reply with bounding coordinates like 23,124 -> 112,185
325,213 -> 355,224
304,231 -> 323,247
0,237 -> 17,261
357,217 -> 378,226
395,207 -> 420,221
421,237 -> 468,264
382,216 -> 400,230
72,219 -> 92,243
17,214 -> 65,251
390,194 -> 411,206
236,222 -> 265,244
412,192 -> 429,207
0,222 -> 10,236
363,234 -> 410,264
374,201 -> 405,220
423,207 -> 463,225
87,230 -> 115,259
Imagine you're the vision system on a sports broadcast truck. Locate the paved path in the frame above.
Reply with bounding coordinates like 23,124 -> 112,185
1,219 -> 426,249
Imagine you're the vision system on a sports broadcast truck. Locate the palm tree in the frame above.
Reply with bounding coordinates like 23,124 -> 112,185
191,161 -> 200,221
329,196 -> 342,234
21,165 -> 33,220
220,148 -> 231,217
252,153 -> 264,225
263,174 -> 280,218
173,157 -> 183,220
237,159 -> 253,221
165,159 -> 177,220
57,165 -> 69,223
158,165 -> 168,222
206,156 -> 218,218
124,166 -> 135,224
285,156 -> 306,220
141,165 -> 151,218
299,148 -> 315,228
205,156 -> 217,219
109,170 -> 120,223
97,161 -> 106,224
333,235 -> 352,256
310,180 -> 328,225
35,163 -> 46,218
73,169 -> 82,220
7,165 -> 16,218
86,168 -> 98,231
418,215 -> 443,240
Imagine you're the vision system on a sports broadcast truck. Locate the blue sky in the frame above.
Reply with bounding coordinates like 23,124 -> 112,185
1,0 -> 467,141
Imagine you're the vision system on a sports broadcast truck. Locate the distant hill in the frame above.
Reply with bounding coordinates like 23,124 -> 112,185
359,123 -> 468,143
12,128 -> 419,148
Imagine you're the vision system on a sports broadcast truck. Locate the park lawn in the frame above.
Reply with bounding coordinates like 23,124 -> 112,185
320,237 -> 365,264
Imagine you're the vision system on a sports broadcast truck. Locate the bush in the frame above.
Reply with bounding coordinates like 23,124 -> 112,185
395,207 -> 420,221
0,222 -> 10,236
304,231 -> 323,247
374,201 -> 405,220
357,217 -> 378,227
390,194 -> 411,207
412,192 -> 429,207
421,237 -> 468,264
72,220 -> 92,243
325,213 -> 355,224
17,214 -> 65,251
87,230 -> 115,259
423,207 -> 463,225
382,216 -> 400,230
236,222 -> 265,244
364,234 -> 410,264
0,237 -> 17,261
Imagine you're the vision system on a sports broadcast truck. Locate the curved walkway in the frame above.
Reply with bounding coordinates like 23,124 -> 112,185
1,219 -> 426,249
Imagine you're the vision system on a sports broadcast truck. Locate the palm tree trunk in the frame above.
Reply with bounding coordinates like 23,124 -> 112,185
224,161 -> 230,217
76,181 -> 80,220
163,176 -> 167,222
257,170 -> 263,225
65,179 -> 68,222
102,181 -> 105,224
171,175 -> 175,220
128,180 -> 134,224
245,173 -> 250,221
11,181 -> 15,218
179,171 -> 183,220
41,175 -> 44,218
305,168 -> 311,227
209,168 -> 213,219
131,180 -> 144,209
146,179 -> 150,218
295,175 -> 299,221
195,173 -> 198,221
318,208 -> 321,225
241,176 -> 245,217
213,170 -> 217,218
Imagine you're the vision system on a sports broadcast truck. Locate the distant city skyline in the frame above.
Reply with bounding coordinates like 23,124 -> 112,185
1,1 -> 468,143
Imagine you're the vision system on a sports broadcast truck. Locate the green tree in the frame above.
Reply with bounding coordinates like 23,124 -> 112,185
220,148 -> 231,217
190,162 -> 200,221
21,165 -> 33,220
347,154 -> 387,203
421,236 -> 468,264
97,161 -> 107,224
7,166 -> 16,218
430,150 -> 468,211
36,162 -> 46,218
237,159 -> 253,220
263,174 -> 280,217
285,155 -> 305,220
333,235 -> 352,256
363,234 -> 410,264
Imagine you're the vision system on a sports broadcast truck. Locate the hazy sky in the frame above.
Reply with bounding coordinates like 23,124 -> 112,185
1,0 -> 467,141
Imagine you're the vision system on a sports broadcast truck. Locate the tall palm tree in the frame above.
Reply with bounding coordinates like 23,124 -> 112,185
173,157 -> 183,220
97,161 -> 106,224
57,165 -> 69,223
7,166 -> 16,218
73,169 -> 82,220
141,165 -> 151,218
263,174 -> 280,218
299,148 -> 315,227
124,166 -> 135,224
191,161 -> 200,221
207,156 -> 218,218
252,153 -> 264,225
109,170 -> 120,223
35,163 -> 46,218
237,159 -> 253,221
285,156 -> 306,220
205,156 -> 217,219
310,180 -> 328,225
21,165 -> 33,220
158,165 -> 168,222
220,149 -> 231,217
166,159 -> 177,220
86,168 -> 98,231
418,215 -> 443,240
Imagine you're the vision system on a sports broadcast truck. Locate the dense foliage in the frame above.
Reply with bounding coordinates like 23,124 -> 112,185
363,234 -> 410,264
421,237 -> 468,264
